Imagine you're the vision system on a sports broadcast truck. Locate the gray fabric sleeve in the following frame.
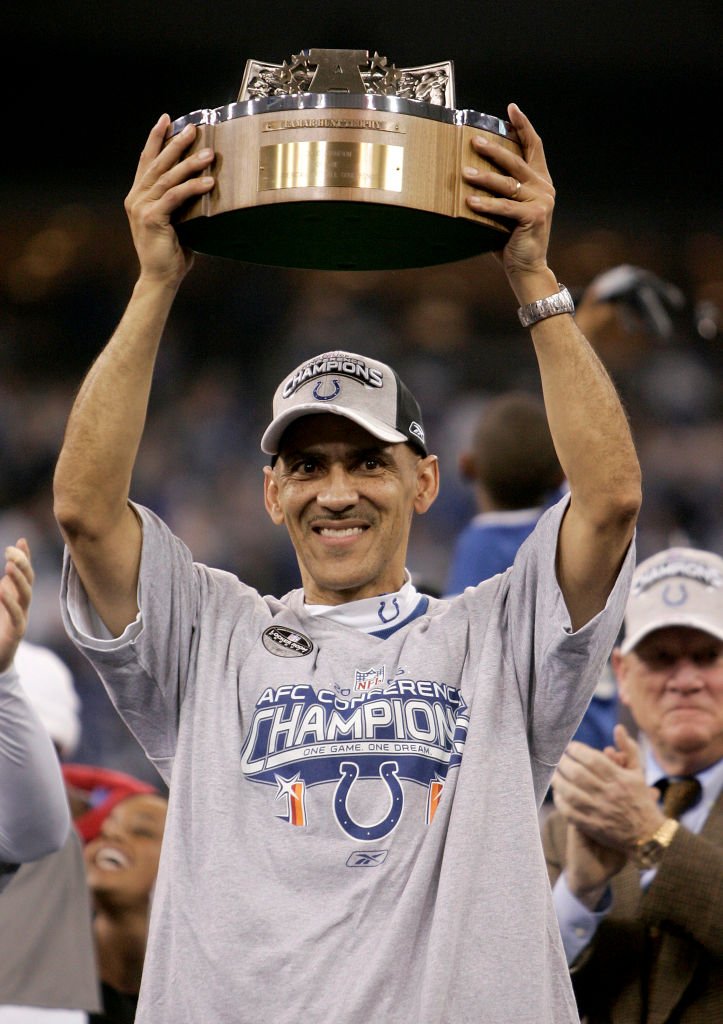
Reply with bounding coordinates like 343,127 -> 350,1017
60,503 -> 200,777
0,666 -> 70,866
505,495 -> 635,769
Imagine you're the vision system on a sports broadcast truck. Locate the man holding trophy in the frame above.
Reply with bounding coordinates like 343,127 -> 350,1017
54,51 -> 641,1024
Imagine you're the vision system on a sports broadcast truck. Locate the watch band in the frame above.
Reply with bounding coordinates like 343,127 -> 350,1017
632,817 -> 680,868
517,284 -> 575,328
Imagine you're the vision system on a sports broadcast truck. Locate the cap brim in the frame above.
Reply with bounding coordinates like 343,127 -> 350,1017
261,404 -> 409,455
620,613 -> 723,654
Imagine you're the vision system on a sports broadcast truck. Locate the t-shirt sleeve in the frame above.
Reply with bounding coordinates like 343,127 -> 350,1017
60,503 -> 201,780
504,494 -> 635,776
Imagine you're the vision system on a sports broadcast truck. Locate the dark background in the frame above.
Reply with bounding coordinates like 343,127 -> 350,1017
6,1 -> 721,223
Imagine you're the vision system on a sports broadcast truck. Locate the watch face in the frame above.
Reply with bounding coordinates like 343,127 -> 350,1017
634,819 -> 679,868
637,841 -> 661,868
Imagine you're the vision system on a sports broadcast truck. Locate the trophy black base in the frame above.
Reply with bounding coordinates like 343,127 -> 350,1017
176,201 -> 508,271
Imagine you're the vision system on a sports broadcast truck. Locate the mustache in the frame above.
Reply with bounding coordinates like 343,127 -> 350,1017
305,506 -> 377,528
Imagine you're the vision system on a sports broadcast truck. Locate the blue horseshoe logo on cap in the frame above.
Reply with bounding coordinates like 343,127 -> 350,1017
313,378 -> 341,402
663,583 -> 688,607
334,761 -> 403,840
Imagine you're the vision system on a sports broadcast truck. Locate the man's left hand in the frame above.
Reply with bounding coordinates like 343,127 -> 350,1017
462,103 -> 555,291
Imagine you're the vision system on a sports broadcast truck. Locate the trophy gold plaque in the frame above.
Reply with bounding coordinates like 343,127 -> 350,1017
167,49 -> 521,270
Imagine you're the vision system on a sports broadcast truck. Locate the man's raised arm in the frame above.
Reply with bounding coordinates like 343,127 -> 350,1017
464,104 -> 641,629
53,116 -> 215,637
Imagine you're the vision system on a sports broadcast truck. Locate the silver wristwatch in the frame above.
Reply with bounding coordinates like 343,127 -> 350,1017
517,284 -> 575,328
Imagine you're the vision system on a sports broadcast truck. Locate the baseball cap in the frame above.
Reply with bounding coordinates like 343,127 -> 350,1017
261,350 -> 427,457
620,547 -> 723,654
15,639 -> 81,758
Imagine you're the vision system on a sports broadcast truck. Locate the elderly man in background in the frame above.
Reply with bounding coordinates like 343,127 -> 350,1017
545,546 -> 723,1023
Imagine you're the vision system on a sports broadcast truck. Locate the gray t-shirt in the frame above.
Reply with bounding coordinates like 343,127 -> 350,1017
61,496 -> 634,1024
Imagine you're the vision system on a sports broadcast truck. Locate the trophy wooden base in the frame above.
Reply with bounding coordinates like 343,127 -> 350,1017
169,95 -> 521,270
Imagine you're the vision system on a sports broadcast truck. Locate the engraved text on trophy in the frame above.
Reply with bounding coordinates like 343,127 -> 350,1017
258,142 -> 404,192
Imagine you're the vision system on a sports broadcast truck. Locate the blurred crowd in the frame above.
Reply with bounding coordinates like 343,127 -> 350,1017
0,196 -> 721,783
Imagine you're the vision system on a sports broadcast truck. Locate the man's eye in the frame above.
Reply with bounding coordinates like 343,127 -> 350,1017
640,651 -> 674,670
290,459 -> 318,474
694,649 -> 722,667
361,457 -> 383,471
650,653 -> 675,669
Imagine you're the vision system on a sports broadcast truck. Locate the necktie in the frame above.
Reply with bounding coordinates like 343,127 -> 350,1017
645,775 -> 703,1009
658,776 -> 702,819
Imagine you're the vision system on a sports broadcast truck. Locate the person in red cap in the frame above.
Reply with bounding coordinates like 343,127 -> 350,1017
63,763 -> 159,844
545,546 -> 723,1023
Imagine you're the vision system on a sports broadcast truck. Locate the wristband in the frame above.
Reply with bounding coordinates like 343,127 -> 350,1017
517,284 -> 575,328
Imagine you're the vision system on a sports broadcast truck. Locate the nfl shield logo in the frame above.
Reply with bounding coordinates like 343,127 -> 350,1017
353,665 -> 386,694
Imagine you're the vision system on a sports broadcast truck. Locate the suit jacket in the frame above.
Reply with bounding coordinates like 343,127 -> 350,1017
543,790 -> 723,1024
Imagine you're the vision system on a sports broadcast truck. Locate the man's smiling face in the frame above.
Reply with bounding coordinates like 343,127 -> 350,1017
263,415 -> 438,605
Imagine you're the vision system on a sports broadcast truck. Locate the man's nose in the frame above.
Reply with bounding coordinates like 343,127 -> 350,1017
317,465 -> 358,510
668,659 -> 704,692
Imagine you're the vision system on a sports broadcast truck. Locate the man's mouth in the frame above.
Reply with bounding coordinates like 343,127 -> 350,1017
316,526 -> 366,538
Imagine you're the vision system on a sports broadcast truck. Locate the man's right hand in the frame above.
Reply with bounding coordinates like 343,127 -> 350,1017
54,116 -> 215,639
562,821 -> 626,910
124,114 -> 215,288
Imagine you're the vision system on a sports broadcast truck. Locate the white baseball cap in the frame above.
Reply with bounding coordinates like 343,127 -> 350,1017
15,639 -> 82,757
620,547 -> 723,654
261,350 -> 427,457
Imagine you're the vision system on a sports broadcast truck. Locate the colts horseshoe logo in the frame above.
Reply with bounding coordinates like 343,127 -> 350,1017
377,597 -> 400,624
662,582 -> 688,607
334,761 -> 403,841
313,378 -> 341,402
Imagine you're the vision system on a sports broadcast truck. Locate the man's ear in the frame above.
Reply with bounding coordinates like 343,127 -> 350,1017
263,466 -> 284,525
414,455 -> 440,514
610,647 -> 630,706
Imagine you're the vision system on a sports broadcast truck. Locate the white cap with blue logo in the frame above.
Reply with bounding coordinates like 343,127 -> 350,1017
621,547 -> 723,653
261,350 -> 427,457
